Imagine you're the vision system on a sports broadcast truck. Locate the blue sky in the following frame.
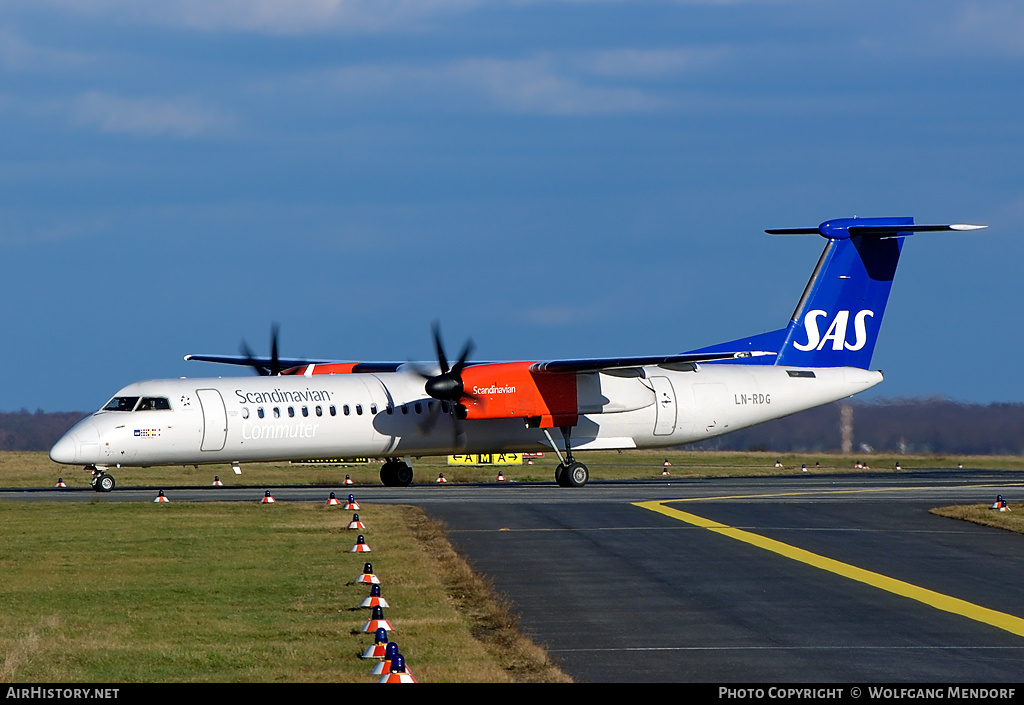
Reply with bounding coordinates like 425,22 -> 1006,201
2,1 -> 1021,411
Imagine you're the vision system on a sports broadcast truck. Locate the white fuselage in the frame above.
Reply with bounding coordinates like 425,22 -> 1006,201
50,364 -> 882,468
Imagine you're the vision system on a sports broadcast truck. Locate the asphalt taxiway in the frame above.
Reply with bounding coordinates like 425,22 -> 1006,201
4,469 -> 1024,682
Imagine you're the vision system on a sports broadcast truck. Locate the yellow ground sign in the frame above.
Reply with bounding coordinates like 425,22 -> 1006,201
448,453 -> 522,466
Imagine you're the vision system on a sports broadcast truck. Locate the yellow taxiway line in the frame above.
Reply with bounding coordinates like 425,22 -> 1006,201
634,499 -> 1024,638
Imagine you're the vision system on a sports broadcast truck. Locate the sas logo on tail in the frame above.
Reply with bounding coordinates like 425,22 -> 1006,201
794,310 -> 874,352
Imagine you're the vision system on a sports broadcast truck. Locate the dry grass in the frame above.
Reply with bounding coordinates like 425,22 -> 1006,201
0,501 -> 571,682
407,510 -> 571,682
929,504 -> 1024,534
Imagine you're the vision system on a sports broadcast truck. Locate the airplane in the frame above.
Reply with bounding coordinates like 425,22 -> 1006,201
49,216 -> 984,491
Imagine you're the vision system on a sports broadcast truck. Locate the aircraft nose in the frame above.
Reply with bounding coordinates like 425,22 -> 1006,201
50,417 -> 101,465
49,432 -> 78,464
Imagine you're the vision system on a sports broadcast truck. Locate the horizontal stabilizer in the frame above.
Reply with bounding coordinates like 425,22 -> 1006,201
767,218 -> 986,240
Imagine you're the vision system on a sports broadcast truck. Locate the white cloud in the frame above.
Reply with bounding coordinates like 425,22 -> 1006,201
0,27 -> 96,73
72,92 -> 231,137
948,2 -> 1024,57
295,52 -> 692,115
449,56 -> 669,114
31,0 -> 483,35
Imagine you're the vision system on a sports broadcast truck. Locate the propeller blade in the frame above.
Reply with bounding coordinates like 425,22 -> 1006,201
416,400 -> 444,436
239,323 -> 283,376
422,323 -> 476,404
452,339 -> 474,375
432,322 -> 450,375
269,323 -> 281,377
414,400 -> 467,449
239,339 -> 270,376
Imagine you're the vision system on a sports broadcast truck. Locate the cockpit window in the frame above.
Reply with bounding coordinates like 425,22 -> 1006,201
137,397 -> 171,411
102,396 -> 140,412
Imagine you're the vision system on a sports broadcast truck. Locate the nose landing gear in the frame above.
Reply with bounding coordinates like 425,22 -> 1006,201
87,465 -> 116,492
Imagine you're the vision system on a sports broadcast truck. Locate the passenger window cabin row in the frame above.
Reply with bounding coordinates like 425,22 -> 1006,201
104,395 -> 453,419
241,400 -> 454,419
242,403 -> 378,420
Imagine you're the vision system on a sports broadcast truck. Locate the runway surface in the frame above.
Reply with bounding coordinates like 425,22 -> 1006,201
4,468 -> 1024,682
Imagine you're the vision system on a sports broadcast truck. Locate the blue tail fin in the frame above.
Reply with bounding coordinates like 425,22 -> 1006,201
688,217 -> 985,369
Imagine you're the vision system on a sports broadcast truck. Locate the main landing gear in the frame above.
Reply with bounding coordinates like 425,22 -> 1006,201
87,465 -> 116,492
380,460 -> 414,487
555,460 -> 589,488
549,426 -> 589,488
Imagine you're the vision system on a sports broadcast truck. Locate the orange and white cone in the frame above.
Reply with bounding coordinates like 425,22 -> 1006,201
212,476 -> 223,486
326,491 -> 342,506
153,489 -> 169,503
372,644 -> 412,676
55,478 -> 66,488
348,514 -> 365,529
350,534 -> 372,553
344,475 -> 353,485
362,605 -> 393,633
361,628 -> 390,659
344,494 -> 360,510
378,654 -> 415,683
371,643 -> 399,675
991,495 -> 1012,512
360,583 -> 390,609
775,460 -> 783,468
436,473 -> 447,483
356,562 -> 380,585
496,471 -> 506,482
261,490 -> 275,503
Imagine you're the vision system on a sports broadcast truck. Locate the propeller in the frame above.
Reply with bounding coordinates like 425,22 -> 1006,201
240,323 -> 282,376
414,323 -> 476,443
419,322 -> 475,404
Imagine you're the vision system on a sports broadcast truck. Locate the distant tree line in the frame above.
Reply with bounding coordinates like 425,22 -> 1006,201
2,399 -> 1022,456
688,398 -> 1024,456
0,410 -> 89,452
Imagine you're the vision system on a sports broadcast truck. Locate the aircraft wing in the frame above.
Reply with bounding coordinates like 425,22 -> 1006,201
184,353 -> 335,368
529,350 -> 774,375
184,353 -> 408,375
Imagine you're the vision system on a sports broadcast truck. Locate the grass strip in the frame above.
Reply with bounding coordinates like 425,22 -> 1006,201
0,501 -> 569,682
6,450 -> 1023,489
929,504 -> 1024,534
